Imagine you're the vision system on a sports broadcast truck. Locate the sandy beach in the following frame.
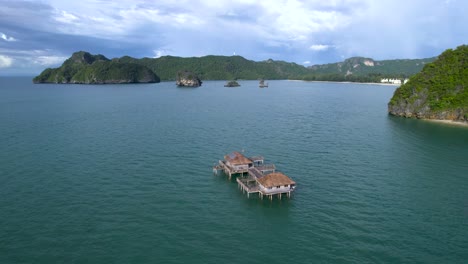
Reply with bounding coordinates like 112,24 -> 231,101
425,119 -> 468,127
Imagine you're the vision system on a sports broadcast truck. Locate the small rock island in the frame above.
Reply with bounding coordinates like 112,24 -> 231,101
224,80 -> 240,87
176,70 -> 202,87
388,45 -> 467,122
33,51 -> 160,84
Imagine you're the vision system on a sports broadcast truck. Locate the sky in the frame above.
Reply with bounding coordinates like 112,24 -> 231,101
0,0 -> 466,75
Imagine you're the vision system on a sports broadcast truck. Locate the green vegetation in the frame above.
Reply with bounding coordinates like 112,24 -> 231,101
303,57 -> 435,82
120,56 -> 309,81
33,51 -> 160,84
302,73 -> 385,83
34,50 -> 438,85
388,45 -> 468,121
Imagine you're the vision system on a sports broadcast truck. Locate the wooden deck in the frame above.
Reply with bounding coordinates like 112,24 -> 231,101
250,164 -> 275,176
237,177 -> 259,194
248,167 -> 264,179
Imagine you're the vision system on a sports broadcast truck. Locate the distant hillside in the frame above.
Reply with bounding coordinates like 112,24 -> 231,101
303,57 -> 436,82
388,45 -> 467,121
119,56 -> 309,81
33,51 -> 160,84
34,51 -> 439,84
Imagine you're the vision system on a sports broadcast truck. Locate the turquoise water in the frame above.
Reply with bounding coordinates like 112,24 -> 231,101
1,77 -> 467,263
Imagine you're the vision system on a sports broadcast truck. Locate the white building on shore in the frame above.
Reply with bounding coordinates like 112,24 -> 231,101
380,78 -> 402,85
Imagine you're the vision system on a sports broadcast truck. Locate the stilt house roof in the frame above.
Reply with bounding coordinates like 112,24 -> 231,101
224,152 -> 252,165
257,172 -> 296,188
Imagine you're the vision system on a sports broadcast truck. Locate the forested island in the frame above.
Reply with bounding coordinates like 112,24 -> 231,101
34,51 -> 436,84
33,51 -> 159,84
388,45 -> 467,122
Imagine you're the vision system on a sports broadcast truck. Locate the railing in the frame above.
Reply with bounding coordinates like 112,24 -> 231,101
255,164 -> 276,172
249,156 -> 264,162
237,177 -> 260,193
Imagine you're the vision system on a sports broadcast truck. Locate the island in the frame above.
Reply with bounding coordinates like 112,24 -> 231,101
224,80 -> 240,87
33,51 -> 160,84
176,70 -> 202,87
33,50 -> 440,85
388,45 -> 467,122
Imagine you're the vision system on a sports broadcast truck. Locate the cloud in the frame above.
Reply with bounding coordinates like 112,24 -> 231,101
0,48 -> 66,74
32,55 -> 67,66
0,0 -> 467,75
333,0 -> 467,59
153,49 -> 170,58
153,50 -> 163,58
0,1 -> 352,46
303,60 -> 311,64
1,33 -> 17,42
309,44 -> 331,51
0,55 -> 13,68
54,10 -> 79,24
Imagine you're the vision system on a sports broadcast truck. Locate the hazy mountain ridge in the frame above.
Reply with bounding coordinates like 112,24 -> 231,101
304,56 -> 436,81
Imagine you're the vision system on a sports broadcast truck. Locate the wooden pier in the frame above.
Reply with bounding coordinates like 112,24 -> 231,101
214,151 -> 296,200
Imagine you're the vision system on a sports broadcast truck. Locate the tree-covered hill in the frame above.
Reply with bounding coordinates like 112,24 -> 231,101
388,45 -> 468,121
118,55 -> 309,81
303,57 -> 436,82
34,50 -> 440,84
33,51 -> 160,84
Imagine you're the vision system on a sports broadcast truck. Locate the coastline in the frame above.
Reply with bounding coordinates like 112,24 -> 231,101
424,119 -> 468,127
288,79 -> 399,86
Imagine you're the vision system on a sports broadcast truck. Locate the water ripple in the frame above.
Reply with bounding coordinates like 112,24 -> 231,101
0,79 -> 467,263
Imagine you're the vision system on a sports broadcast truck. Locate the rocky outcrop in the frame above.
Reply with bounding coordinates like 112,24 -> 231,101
224,80 -> 240,87
388,88 -> 430,118
176,70 -> 202,87
388,87 -> 467,120
389,100 -> 467,120
388,45 -> 467,122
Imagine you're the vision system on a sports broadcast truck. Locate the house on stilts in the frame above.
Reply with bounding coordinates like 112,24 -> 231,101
213,151 -> 296,199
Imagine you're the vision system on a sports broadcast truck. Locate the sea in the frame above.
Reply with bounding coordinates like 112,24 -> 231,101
1,77 -> 467,263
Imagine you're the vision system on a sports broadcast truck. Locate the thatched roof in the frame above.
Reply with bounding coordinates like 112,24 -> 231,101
257,172 -> 295,188
224,152 -> 252,165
